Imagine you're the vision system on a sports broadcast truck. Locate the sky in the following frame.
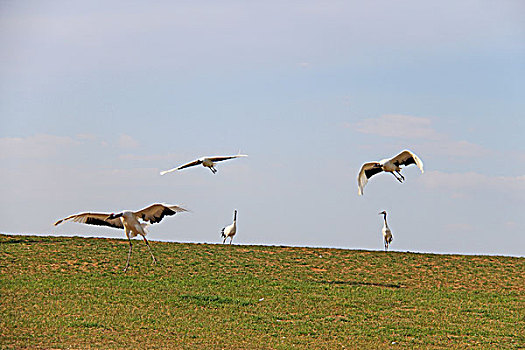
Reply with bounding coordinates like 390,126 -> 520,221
1,0 -> 524,256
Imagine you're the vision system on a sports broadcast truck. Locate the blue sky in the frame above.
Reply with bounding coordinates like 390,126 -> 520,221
1,1 -> 524,256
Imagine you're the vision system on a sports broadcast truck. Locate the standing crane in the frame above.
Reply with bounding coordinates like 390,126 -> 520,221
379,210 -> 393,251
160,154 -> 248,175
54,203 -> 188,272
221,210 -> 237,244
357,150 -> 424,195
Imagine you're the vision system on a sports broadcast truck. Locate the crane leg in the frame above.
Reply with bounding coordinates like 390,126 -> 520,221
142,236 -> 157,265
396,171 -> 405,181
124,238 -> 133,272
223,237 -> 227,244
391,172 -> 403,183
229,236 -> 233,245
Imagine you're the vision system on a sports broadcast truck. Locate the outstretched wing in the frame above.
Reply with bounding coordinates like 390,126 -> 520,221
357,162 -> 382,196
207,154 -> 248,163
160,159 -> 203,175
54,212 -> 123,229
391,150 -> 424,173
134,203 -> 188,224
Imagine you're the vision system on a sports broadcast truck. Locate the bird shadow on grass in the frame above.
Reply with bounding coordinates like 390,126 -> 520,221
316,280 -> 402,289
180,294 -> 255,307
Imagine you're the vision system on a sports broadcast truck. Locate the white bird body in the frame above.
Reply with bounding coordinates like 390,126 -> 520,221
379,158 -> 401,172
201,157 -> 215,168
358,150 -> 424,196
160,154 -> 248,175
120,211 -> 148,238
382,225 -> 392,247
54,203 -> 188,272
379,211 -> 393,251
221,210 -> 237,244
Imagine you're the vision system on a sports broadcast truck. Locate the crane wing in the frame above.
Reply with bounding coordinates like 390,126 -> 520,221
134,203 -> 188,224
391,150 -> 424,173
54,212 -> 124,229
160,159 -> 203,175
357,162 -> 382,196
207,154 -> 248,162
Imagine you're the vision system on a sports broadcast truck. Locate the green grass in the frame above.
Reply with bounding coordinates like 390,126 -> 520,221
1,234 -> 523,349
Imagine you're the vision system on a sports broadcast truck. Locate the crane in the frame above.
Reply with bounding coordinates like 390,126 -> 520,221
357,150 -> 424,195
160,154 -> 248,175
379,210 -> 393,251
221,210 -> 237,244
54,203 -> 188,272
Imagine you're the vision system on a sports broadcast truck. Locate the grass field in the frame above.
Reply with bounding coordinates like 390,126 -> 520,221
1,234 -> 523,349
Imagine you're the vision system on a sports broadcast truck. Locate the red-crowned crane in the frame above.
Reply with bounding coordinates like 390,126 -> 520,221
160,154 -> 248,175
358,150 -> 424,196
54,203 -> 188,272
379,211 -> 393,251
221,210 -> 237,244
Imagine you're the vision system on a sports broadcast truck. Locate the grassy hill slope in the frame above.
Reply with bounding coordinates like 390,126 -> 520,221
1,234 -> 523,349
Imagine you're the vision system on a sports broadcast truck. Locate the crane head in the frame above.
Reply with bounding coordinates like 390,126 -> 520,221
378,211 -> 387,215
106,213 -> 123,220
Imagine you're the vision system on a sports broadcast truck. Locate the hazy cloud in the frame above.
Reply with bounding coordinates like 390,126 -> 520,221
353,114 -> 492,158
0,1 -> 523,256
420,170 -> 525,200
119,153 -> 180,162
0,133 -> 140,165
76,133 -> 98,141
417,140 -> 489,158
117,134 -> 139,149
0,134 -> 79,159
354,114 -> 441,140
3,0 -> 522,79
445,223 -> 474,232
